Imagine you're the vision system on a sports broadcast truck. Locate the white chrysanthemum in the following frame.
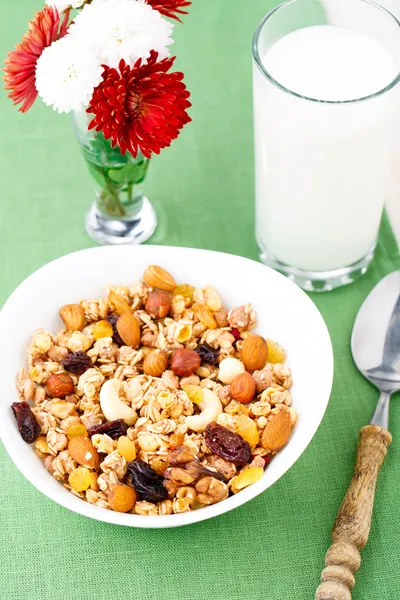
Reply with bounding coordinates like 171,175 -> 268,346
35,37 -> 103,114
46,0 -> 85,12
69,0 -> 174,69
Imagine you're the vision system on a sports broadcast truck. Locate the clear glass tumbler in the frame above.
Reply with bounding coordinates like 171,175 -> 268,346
253,0 -> 400,291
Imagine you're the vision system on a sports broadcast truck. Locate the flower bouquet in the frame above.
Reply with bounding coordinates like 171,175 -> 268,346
4,0 -> 191,244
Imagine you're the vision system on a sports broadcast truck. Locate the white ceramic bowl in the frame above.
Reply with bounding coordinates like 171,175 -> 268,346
0,246 -> 333,528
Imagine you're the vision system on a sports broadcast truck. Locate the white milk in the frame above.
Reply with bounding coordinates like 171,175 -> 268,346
254,25 -> 398,272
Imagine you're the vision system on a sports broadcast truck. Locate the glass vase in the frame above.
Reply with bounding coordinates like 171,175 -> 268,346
72,110 -> 157,245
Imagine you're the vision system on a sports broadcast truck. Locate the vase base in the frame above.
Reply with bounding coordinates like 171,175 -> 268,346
85,197 -> 157,245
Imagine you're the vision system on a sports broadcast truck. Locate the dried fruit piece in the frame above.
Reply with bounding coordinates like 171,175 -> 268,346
172,284 -> 194,300
171,348 -> 201,377
108,290 -> 132,315
93,320 -> 114,340
266,338 -> 286,363
195,342 -> 220,366
116,312 -> 141,348
230,372 -> 256,404
46,373 -> 74,398
61,351 -> 92,375
68,436 -> 99,469
59,304 -> 85,331
143,349 -> 169,377
143,265 -> 176,291
105,315 -> 125,346
204,422 -> 251,466
182,385 -> 203,405
176,323 -> 192,343
261,410 -> 292,451
218,357 -> 245,384
11,401 -> 40,444
230,467 -> 264,494
109,484 -> 137,512
87,419 -> 128,440
236,414 -> 260,449
67,423 -> 88,440
126,460 -> 168,503
69,467 -> 92,492
145,291 -> 171,319
117,436 -> 137,461
192,303 -> 217,329
241,334 -> 268,372
231,328 -> 241,341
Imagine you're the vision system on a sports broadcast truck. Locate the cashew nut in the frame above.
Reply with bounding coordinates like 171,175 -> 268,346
218,357 -> 245,384
99,378 -> 137,425
185,389 -> 223,432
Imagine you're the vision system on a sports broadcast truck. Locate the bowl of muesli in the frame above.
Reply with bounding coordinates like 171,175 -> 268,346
0,245 -> 333,527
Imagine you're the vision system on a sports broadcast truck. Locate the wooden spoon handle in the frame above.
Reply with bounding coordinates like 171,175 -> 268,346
315,425 -> 392,600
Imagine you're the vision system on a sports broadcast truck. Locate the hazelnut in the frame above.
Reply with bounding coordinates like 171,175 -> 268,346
59,304 -> 85,332
145,291 -> 171,319
218,357 -> 245,384
46,373 -> 74,398
143,349 -> 169,377
171,348 -> 201,377
230,372 -> 256,404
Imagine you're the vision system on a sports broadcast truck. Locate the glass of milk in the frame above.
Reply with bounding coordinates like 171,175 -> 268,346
253,0 -> 400,291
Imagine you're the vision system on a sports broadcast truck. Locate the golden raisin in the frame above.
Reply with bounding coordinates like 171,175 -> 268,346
266,338 -> 286,363
109,484 -> 136,512
192,303 -> 217,330
182,385 -> 203,405
173,284 -> 195,300
236,414 -> 260,449
230,467 -> 264,494
67,423 -> 88,440
69,467 -> 92,492
117,436 -> 137,461
93,320 -> 114,340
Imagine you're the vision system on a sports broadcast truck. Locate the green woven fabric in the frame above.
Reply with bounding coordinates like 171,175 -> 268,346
1,1 -> 400,599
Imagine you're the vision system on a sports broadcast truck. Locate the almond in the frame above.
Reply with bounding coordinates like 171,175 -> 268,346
59,304 -> 85,331
143,265 -> 176,291
46,373 -> 74,398
108,290 -> 132,315
230,372 -> 256,404
171,348 -> 201,377
143,349 -> 169,377
145,291 -> 171,319
116,312 -> 141,348
261,409 -> 292,451
68,436 -> 100,469
241,334 -> 268,372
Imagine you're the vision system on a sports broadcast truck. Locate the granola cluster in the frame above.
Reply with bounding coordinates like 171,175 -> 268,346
14,265 -> 296,516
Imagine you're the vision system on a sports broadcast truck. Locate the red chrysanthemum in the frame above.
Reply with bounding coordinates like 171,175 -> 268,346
87,51 -> 191,159
3,6 -> 70,113
147,0 -> 191,22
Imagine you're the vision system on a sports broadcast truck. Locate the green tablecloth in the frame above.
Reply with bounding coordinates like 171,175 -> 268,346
1,2 -> 400,599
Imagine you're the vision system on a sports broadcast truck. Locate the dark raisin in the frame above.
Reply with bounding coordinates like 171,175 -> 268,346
61,351 -> 92,375
231,328 -> 241,341
87,419 -> 128,440
11,402 -> 41,444
195,343 -> 220,366
106,315 -> 124,346
184,460 -> 227,482
125,460 -> 168,503
204,422 -> 251,466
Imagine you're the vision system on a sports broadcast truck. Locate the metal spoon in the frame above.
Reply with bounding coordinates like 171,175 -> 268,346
316,271 -> 400,600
